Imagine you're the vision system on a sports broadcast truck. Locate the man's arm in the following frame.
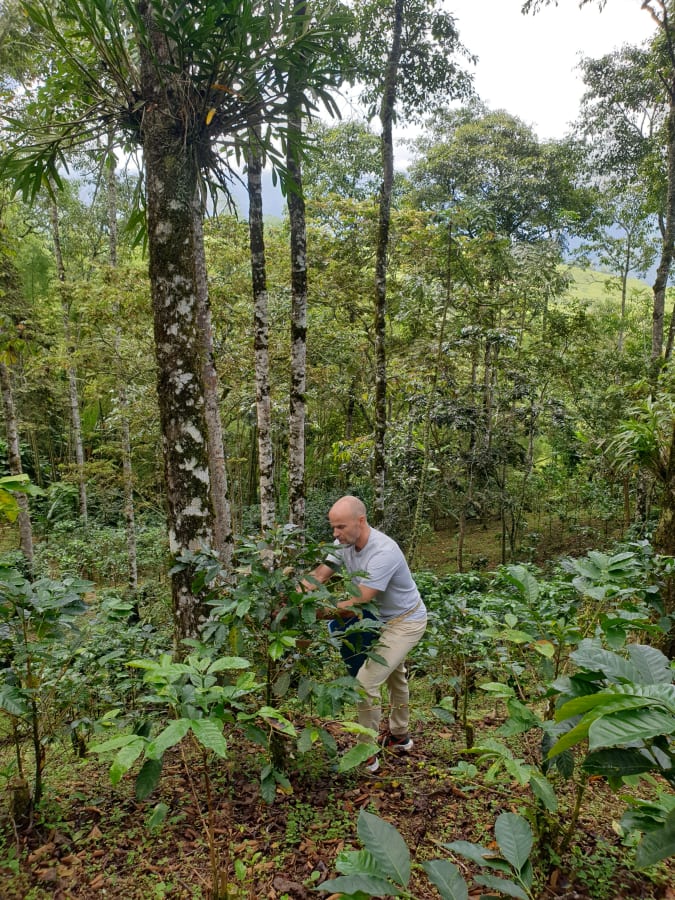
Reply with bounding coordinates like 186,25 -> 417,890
301,566 -> 379,618
300,563 -> 336,591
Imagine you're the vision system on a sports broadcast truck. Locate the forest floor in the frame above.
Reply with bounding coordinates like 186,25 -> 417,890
1,695 -> 673,900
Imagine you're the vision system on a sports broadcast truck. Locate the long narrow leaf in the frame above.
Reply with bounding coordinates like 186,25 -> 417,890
357,810 -> 411,887
422,859 -> 469,900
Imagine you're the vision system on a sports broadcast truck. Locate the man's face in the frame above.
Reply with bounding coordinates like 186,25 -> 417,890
328,506 -> 364,547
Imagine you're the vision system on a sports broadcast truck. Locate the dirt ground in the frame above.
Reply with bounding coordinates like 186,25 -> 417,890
2,712 -> 673,900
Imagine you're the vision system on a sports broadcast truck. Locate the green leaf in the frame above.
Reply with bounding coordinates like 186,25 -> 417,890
626,644 -> 672,685
191,718 -> 228,757
422,859 -> 469,900
110,740 -> 145,785
318,874 -> 397,896
338,743 -> 378,772
532,640 -> 556,659
506,565 -> 539,604
258,706 -> 297,737
273,671 -> 292,698
494,813 -> 533,873
90,733 -> 141,754
582,748 -> 658,777
207,656 -> 250,673
357,810 -> 411,887
635,809 -> 675,868
136,757 -> 163,800
444,840 -> 492,867
147,802 -> 169,831
474,873 -> 529,899
147,718 -> 191,757
529,771 -> 558,811
297,726 -> 320,753
336,848 -> 384,877
588,709 -> 675,750
479,682 -> 516,698
0,685 -> 29,717
570,640 -> 640,682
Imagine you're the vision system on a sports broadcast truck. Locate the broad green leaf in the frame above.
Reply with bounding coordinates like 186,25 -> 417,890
548,718 -> 593,758
555,691 -> 652,722
207,656 -> 250,673
532,640 -> 555,659
626,644 -> 672,685
136,757 -> 163,800
529,771 -> 558,811
570,641 -> 640,683
260,767 -> 276,804
147,802 -> 169,830
191,718 -> 228,757
258,707 -> 297,737
635,809 -> 675,868
273,671 -> 291,698
110,740 -> 145,785
506,565 -> 539,604
146,718 -> 191,757
318,874 -> 397,896
503,755 -> 532,786
357,810 -> 410,887
444,840 -> 491,867
89,733 -> 141,754
474,873 -> 529,899
0,685 -> 28,717
494,813 -> 533,872
479,682 -> 515,698
588,709 -> 675,750
336,848 -> 384,877
422,859 -> 469,900
582,748 -> 657,777
297,726 -> 320,753
338,743 -> 378,772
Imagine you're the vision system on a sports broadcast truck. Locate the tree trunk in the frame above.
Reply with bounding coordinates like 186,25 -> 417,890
50,200 -> 88,527
0,360 -> 34,567
193,197 -> 233,566
139,0 -> 215,643
287,107 -> 307,529
653,94 -> 675,364
246,127 -> 275,530
372,0 -> 405,526
107,134 -> 139,595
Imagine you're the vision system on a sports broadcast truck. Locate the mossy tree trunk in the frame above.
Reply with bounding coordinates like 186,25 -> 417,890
139,0 -> 215,644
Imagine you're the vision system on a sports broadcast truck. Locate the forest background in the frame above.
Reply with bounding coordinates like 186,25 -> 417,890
0,1 -> 675,899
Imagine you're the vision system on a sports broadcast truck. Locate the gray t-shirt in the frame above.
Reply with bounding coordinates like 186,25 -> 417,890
328,527 -> 426,623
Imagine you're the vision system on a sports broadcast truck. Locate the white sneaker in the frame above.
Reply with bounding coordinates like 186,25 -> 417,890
365,754 -> 380,774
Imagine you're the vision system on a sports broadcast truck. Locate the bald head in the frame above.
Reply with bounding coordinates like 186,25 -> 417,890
330,495 -> 367,520
328,495 -> 370,550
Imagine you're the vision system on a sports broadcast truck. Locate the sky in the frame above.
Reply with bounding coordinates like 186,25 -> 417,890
447,0 -> 656,141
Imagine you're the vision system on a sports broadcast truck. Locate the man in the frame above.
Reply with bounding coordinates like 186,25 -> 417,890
305,495 -> 427,773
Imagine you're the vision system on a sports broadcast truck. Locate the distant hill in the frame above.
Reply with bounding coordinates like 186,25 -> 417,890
565,265 -> 652,307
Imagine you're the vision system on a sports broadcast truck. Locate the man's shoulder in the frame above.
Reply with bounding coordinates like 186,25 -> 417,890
368,528 -> 403,555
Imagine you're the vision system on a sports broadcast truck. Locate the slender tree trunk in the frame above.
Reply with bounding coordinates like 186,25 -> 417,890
107,135 -> 139,595
246,126 -> 275,529
50,200 -> 88,527
372,0 -> 405,526
139,1 -> 215,643
0,361 -> 33,567
287,107 -> 307,528
654,97 -> 675,364
618,237 -> 630,354
193,197 -> 233,566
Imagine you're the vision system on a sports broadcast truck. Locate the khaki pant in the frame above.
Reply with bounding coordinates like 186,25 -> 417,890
355,615 -> 427,740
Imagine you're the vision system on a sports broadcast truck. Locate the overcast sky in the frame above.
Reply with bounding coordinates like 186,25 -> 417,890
448,0 -> 656,140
